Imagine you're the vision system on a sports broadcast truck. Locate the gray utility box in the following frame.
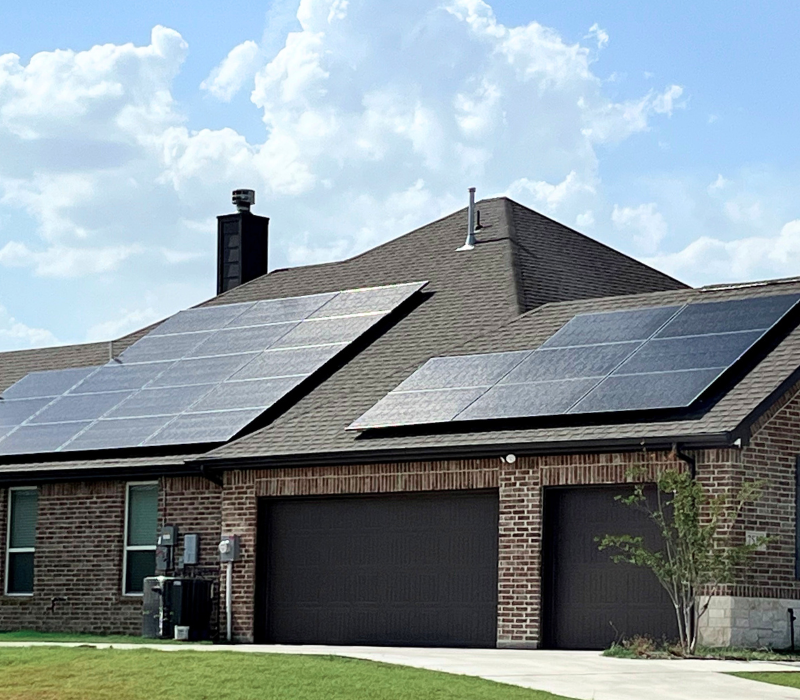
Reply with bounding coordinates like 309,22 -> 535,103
142,577 -> 214,641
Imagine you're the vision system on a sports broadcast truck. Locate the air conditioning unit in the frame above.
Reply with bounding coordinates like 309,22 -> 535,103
142,577 -> 214,641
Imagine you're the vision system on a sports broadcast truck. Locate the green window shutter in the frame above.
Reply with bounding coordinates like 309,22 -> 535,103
10,490 -> 38,549
127,485 -> 158,547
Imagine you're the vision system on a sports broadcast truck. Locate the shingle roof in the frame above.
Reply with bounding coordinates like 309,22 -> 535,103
0,197 -> 688,471
307,278 -> 800,459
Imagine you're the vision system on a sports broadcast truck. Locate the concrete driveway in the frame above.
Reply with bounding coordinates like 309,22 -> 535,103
2,642 -> 800,699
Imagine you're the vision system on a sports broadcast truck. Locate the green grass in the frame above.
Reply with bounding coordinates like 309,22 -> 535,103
0,630 -> 188,645
0,646 -> 574,700
730,672 -> 800,689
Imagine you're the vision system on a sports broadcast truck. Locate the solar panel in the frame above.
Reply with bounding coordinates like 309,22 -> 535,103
143,409 -> 264,446
0,398 -> 54,426
542,306 -> 681,348
349,388 -> 487,429
458,378 -> 602,421
350,292 -> 800,430
0,422 -> 93,455
0,367 -> 97,399
105,385 -> 214,418
395,352 -> 530,392
63,417 -> 174,452
569,369 -> 724,414
29,391 -> 133,424
228,293 -> 335,327
0,281 -> 427,455
500,343 -> 640,383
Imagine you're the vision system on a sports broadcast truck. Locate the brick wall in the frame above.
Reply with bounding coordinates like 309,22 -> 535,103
497,450 -> 682,648
0,481 -> 140,634
0,476 -> 222,636
727,388 -> 800,597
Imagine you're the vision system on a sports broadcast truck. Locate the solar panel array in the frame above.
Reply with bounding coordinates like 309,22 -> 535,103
0,281 -> 426,455
349,293 -> 800,430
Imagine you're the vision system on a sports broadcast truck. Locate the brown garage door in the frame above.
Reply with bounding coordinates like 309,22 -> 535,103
256,490 -> 498,647
543,485 -> 678,649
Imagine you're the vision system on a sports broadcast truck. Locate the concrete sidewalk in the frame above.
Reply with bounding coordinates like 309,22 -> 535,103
1,642 -> 800,699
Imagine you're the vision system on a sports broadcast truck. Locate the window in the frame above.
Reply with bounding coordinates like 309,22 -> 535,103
124,483 -> 158,595
5,487 -> 38,595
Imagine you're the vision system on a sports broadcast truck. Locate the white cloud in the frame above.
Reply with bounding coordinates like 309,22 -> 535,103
576,210 -> 595,228
0,1 -> 689,350
0,304 -> 59,351
708,174 -> 729,193
0,240 -> 139,278
612,202 -> 668,254
585,23 -> 609,50
85,307 -> 163,342
508,171 -> 596,214
200,41 -> 262,101
645,219 -> 800,283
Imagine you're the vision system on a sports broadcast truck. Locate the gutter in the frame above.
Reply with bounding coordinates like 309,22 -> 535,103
191,431 -> 735,472
0,462 -> 201,487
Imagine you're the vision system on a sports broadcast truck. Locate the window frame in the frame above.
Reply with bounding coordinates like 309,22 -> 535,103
122,481 -> 158,597
4,486 -> 38,597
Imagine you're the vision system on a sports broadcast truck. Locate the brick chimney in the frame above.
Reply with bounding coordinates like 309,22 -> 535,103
216,189 -> 269,294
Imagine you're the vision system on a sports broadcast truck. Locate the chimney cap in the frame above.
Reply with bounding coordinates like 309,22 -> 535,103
232,189 -> 255,213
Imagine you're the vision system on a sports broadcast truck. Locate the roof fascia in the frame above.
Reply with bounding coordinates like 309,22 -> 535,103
193,431 -> 734,472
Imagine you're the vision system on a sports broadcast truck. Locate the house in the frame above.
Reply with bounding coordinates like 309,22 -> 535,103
0,191 -> 797,649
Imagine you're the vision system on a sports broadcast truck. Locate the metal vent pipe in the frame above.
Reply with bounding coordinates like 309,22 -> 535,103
457,187 -> 477,251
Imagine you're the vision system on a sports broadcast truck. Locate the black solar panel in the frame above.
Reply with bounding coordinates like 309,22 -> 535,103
570,369 -> 724,414
0,281 -> 427,455
458,378 -> 602,421
350,292 -> 800,430
500,343 -> 640,384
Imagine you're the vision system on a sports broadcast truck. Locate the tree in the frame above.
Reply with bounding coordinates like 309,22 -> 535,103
597,460 -> 766,654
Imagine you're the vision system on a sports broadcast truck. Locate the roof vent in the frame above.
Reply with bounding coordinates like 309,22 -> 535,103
232,188 -> 256,213
457,187 -> 477,251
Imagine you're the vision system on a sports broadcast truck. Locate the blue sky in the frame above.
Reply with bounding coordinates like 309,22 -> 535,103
1,0 -> 799,350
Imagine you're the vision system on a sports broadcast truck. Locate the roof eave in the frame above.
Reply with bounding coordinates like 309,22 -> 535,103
192,431 -> 735,472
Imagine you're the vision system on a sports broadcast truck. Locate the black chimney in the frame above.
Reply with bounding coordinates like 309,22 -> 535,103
216,189 -> 269,294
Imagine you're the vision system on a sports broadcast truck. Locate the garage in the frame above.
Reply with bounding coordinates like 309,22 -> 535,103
255,490 -> 499,647
542,485 -> 678,649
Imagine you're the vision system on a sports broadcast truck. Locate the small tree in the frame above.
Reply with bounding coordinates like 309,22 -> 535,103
597,462 -> 765,654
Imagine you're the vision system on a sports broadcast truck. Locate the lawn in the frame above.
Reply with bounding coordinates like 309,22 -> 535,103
0,646 -> 573,700
730,671 -> 800,689
0,630 -> 186,644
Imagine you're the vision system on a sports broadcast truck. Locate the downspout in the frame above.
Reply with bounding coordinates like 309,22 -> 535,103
672,443 -> 696,478
200,465 -> 223,488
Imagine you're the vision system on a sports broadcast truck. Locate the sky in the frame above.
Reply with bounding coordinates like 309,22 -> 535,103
1,0 -> 800,351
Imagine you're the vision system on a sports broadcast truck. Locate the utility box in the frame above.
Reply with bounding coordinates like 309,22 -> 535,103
183,534 -> 199,566
219,535 -> 240,562
142,577 -> 214,641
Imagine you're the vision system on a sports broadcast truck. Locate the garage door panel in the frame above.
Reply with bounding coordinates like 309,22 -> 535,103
544,486 -> 678,649
259,490 -> 498,647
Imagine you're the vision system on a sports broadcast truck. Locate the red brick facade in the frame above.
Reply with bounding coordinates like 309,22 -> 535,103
1,388 -> 799,646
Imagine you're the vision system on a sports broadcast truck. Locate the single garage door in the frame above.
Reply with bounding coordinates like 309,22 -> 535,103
256,490 -> 498,647
543,485 -> 678,649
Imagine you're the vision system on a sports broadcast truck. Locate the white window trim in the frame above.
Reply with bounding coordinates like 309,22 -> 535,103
5,486 -> 37,596
122,481 -> 158,597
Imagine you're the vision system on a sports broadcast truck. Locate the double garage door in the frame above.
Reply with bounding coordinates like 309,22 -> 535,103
255,486 -> 676,649
256,490 -> 499,647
